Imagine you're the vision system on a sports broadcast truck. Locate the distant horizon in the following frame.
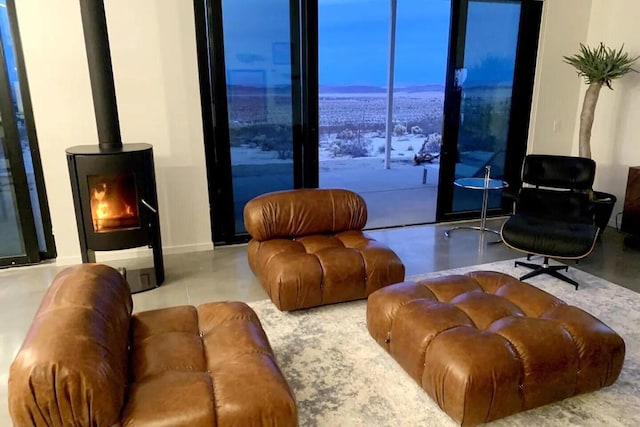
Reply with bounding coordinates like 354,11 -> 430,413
226,82 -> 514,92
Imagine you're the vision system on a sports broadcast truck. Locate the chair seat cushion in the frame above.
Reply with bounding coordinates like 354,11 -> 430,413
501,215 -> 598,258
248,230 -> 405,311
123,302 -> 297,426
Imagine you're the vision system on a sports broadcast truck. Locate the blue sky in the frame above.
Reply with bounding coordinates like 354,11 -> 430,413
319,0 -> 452,87
221,0 -> 519,88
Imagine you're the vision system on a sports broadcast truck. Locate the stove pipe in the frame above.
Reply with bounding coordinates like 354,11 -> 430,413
79,0 -> 122,151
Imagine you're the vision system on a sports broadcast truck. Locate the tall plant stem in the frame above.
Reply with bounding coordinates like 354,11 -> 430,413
579,81 -> 603,159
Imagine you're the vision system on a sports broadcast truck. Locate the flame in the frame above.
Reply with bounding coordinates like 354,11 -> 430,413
93,185 -> 106,202
90,182 -> 136,232
92,184 -> 108,231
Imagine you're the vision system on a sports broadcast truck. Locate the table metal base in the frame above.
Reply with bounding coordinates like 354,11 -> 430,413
444,226 -> 504,245
444,226 -> 501,237
444,167 -> 508,245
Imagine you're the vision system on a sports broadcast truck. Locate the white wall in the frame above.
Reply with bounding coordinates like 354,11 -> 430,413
528,0 -> 592,156
15,0 -> 640,262
581,0 -> 640,216
530,0 -> 640,222
14,0 -> 212,264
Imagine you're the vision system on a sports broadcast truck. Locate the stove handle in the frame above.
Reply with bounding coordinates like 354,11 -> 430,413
140,199 -> 158,215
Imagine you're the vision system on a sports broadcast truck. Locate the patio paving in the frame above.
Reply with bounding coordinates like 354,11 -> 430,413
320,160 -> 440,229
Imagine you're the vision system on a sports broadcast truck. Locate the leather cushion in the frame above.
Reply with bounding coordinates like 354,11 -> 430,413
122,302 -> 297,426
248,230 -> 405,311
243,188 -> 367,241
522,155 -> 595,190
8,264 -> 133,426
501,214 -> 598,258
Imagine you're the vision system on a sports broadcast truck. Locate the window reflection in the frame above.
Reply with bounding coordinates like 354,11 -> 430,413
221,0 -> 294,233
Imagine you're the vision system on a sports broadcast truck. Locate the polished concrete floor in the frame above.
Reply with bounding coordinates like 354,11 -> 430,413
1,219 -> 639,423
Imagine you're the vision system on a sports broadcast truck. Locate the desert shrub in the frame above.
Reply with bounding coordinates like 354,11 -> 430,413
337,129 -> 356,140
250,134 -> 267,148
421,133 -> 442,153
329,138 -> 372,158
394,124 -> 407,136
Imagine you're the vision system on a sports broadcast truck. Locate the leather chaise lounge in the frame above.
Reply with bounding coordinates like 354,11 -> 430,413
244,188 -> 406,311
8,264 -> 297,426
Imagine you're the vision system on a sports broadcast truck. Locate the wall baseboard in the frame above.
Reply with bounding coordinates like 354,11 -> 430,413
54,242 -> 215,266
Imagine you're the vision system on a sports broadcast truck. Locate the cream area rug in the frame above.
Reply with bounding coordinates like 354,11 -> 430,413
248,258 -> 640,426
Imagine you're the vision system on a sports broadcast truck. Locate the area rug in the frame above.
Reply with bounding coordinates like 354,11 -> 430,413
248,258 -> 640,426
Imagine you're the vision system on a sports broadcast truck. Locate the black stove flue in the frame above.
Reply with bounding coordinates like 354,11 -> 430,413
79,0 -> 122,151
66,0 -> 163,292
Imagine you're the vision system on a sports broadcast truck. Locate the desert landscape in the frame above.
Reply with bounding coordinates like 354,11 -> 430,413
229,88 -> 445,169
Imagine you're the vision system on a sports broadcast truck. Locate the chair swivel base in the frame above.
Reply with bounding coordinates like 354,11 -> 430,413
514,257 -> 579,290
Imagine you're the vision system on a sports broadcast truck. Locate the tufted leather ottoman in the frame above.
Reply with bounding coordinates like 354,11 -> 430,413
367,271 -> 625,426
245,189 -> 405,311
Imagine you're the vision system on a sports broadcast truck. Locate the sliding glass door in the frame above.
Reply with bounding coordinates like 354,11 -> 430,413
437,0 -> 542,221
195,0 -> 315,244
221,0 -> 299,235
0,0 -> 55,266
195,0 -> 542,244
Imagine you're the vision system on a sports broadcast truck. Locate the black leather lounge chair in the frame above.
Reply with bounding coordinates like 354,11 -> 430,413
500,154 -> 600,289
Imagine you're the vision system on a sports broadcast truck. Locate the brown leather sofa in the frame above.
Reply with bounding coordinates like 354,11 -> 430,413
244,188 -> 405,311
367,271 -> 625,426
9,264 -> 297,426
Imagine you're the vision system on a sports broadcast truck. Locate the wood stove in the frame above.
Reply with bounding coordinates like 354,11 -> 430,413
66,144 -> 164,291
66,0 -> 163,292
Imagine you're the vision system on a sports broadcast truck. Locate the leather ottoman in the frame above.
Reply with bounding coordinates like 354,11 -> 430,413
367,271 -> 625,426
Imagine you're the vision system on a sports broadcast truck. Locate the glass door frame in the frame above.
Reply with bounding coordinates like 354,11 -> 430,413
436,0 -> 543,222
0,0 -> 55,266
193,0 -> 318,245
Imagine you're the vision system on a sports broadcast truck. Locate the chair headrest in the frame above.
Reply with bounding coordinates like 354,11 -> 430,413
522,155 -> 595,190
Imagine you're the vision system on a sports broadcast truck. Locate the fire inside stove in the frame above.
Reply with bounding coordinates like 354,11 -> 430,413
87,173 -> 140,232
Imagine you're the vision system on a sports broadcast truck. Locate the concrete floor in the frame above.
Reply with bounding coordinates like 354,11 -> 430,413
1,219 -> 639,423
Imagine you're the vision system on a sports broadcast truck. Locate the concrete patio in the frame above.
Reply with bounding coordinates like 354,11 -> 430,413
320,159 -> 440,229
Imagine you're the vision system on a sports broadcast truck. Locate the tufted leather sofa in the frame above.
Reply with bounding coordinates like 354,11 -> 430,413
9,264 -> 297,426
367,271 -> 625,426
244,188 -> 405,311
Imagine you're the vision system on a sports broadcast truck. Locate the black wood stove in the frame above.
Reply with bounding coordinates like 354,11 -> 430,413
66,0 -> 163,292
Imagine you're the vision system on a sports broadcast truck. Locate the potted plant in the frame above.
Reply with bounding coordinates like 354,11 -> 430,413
563,42 -> 639,232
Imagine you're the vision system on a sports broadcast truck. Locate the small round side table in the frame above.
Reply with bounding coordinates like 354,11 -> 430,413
445,166 -> 508,238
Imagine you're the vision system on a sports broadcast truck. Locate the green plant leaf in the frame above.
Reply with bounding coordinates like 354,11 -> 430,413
563,42 -> 639,89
